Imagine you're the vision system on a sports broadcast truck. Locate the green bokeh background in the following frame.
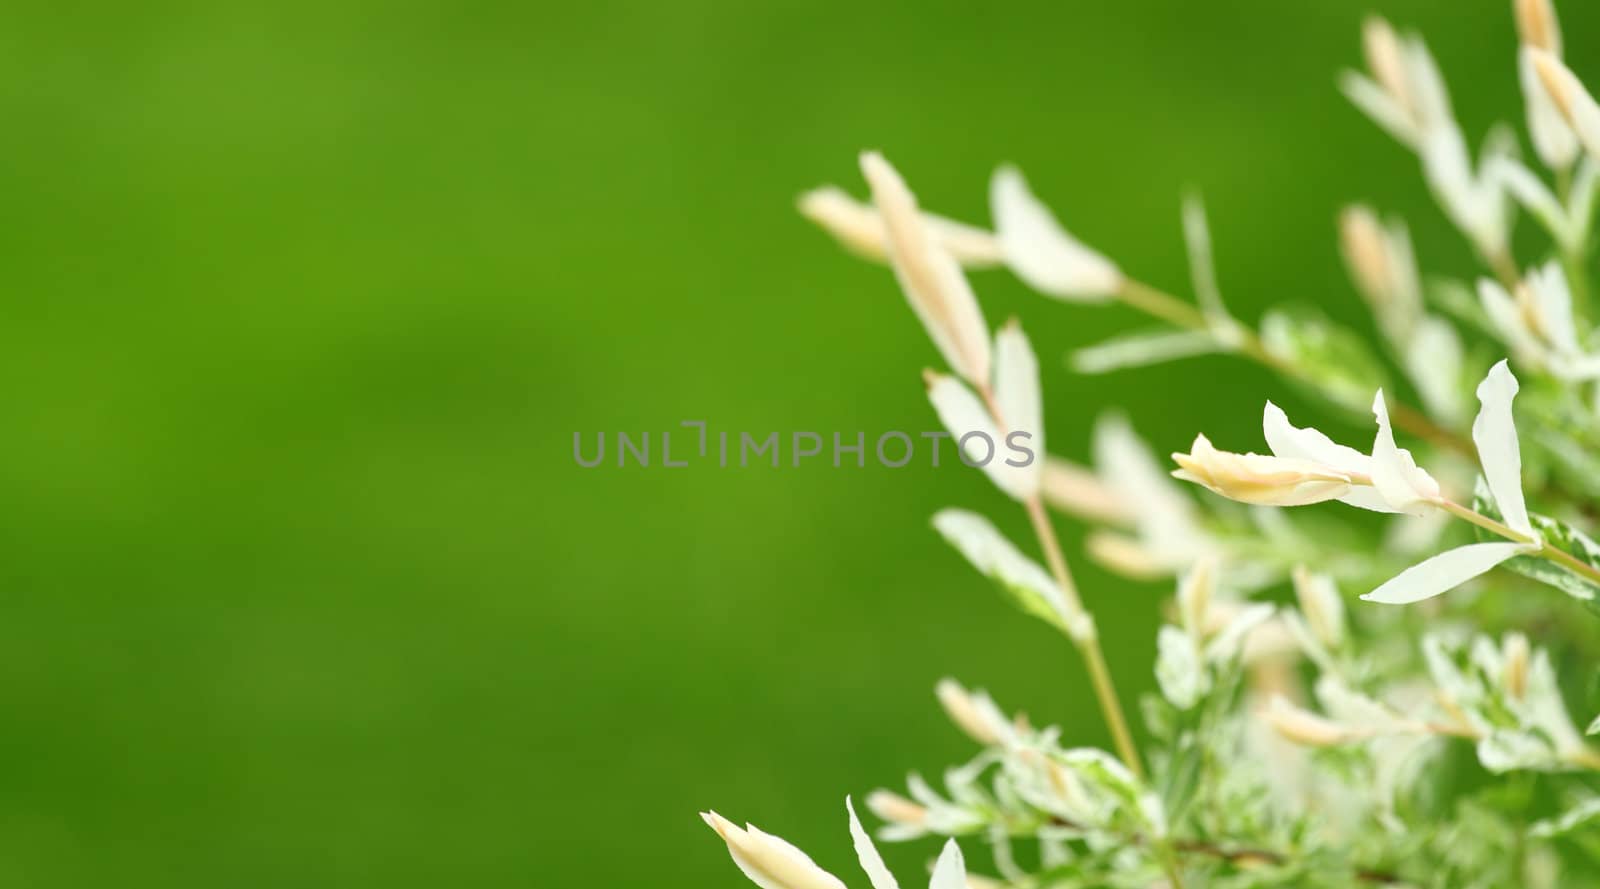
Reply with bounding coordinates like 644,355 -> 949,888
0,0 -> 1582,885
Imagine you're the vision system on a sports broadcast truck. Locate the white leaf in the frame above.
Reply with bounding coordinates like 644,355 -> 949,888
1420,125 -> 1506,260
1361,542 -> 1525,604
1093,414 -> 1209,564
1262,401 -> 1395,512
1369,390 -> 1441,515
1520,48 -> 1581,171
1339,72 -> 1419,147
1400,34 -> 1453,128
1472,360 -> 1534,537
1403,316 -> 1466,426
1292,566 -> 1346,650
1339,206 -> 1421,345
861,152 -> 993,386
1315,675 -> 1403,731
990,166 -> 1121,301
1527,263 -> 1580,354
1530,798 -> 1600,839
1155,625 -> 1204,710
931,509 -> 1083,635
702,812 -> 849,889
1530,50 -> 1600,162
1264,694 -> 1356,747
1492,155 -> 1573,247
927,839 -> 968,889
847,797 -> 900,889
797,187 -> 1004,266
925,373 -> 1032,502
1039,457 -> 1133,525
1071,329 -> 1222,374
1477,278 -> 1546,366
1477,730 -> 1559,773
1181,192 -> 1231,329
1206,603 -> 1275,664
993,321 -> 1043,498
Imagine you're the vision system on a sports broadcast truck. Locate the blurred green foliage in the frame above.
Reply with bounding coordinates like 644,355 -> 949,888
0,0 -> 1589,885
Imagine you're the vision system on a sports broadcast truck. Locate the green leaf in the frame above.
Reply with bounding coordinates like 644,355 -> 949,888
1470,478 -> 1600,607
1259,306 -> 1388,414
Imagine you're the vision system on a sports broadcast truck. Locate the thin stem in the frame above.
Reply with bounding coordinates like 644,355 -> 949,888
1487,250 -> 1522,293
1116,278 -> 1209,329
1437,498 -> 1600,588
1045,815 -> 1402,883
1562,248 -> 1594,328
1025,494 -> 1146,781
1539,543 -> 1600,588
972,375 -> 1146,780
1159,847 -> 1187,889
1558,167 -> 1595,324
1114,279 -> 1473,456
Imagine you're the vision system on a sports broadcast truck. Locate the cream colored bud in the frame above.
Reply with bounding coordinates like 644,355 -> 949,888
1263,696 -> 1360,748
1339,206 -> 1421,345
1040,456 -> 1135,525
1243,615 -> 1299,666
934,678 -> 1007,746
1085,531 -> 1170,580
1172,434 -> 1353,506
860,152 -> 993,386
1292,565 -> 1347,650
1531,50 -> 1600,160
1362,17 -> 1412,116
797,187 -> 1003,266
701,811 -> 848,889
1502,632 -> 1530,699
1514,0 -> 1561,55
1339,206 -> 1392,304
864,789 -> 926,827
965,875 -> 1006,889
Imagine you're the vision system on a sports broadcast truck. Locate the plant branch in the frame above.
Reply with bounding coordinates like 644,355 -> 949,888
1024,493 -> 1146,782
970,375 -> 1146,781
1437,498 -> 1600,588
1114,279 -> 1473,456
1043,815 -> 1402,884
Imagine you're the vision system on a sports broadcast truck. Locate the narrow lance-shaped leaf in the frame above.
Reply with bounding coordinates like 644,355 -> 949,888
1471,479 -> 1600,606
861,152 -> 992,386
992,320 -> 1043,499
925,372 -> 1033,501
989,166 -> 1121,301
1071,329 -> 1222,375
1471,360 -> 1534,537
932,508 -> 1089,639
846,797 -> 899,889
